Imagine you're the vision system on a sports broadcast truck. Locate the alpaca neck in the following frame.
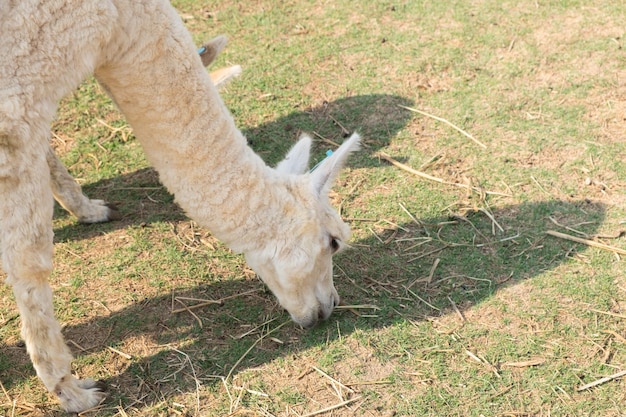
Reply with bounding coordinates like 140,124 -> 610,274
94,12 -> 280,252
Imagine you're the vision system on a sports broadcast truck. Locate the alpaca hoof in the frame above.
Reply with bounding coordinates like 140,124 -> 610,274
84,379 -> 108,392
56,377 -> 107,413
77,199 -> 121,223
105,203 -> 122,221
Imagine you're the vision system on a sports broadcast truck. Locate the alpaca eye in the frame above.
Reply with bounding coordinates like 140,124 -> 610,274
330,237 -> 340,252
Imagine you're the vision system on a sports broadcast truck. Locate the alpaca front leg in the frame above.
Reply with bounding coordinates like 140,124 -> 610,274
1,148 -> 106,412
47,145 -> 121,223
10,273 -> 107,412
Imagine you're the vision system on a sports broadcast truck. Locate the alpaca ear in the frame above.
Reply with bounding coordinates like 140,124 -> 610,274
210,65 -> 242,89
310,133 -> 360,197
275,133 -> 312,175
198,35 -> 228,67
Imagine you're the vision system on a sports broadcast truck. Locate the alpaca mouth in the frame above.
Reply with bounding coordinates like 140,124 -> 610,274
301,296 -> 338,329
293,303 -> 335,329
301,318 -> 318,329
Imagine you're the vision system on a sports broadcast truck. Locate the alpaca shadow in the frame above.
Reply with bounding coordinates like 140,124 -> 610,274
240,93 -> 415,167
0,199 -> 608,415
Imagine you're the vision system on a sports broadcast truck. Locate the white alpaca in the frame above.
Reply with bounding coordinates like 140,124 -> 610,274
0,0 -> 360,413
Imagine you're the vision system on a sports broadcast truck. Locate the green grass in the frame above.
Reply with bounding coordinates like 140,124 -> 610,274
3,0 -> 626,415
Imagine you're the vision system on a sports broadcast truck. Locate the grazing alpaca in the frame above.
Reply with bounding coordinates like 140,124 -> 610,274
0,0 -> 360,413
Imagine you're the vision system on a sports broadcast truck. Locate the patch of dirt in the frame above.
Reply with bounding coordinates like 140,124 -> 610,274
230,337 -> 399,416
532,11 -> 622,55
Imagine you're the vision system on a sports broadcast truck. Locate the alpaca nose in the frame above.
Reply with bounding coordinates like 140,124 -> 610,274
319,295 -> 338,321
298,291 -> 339,329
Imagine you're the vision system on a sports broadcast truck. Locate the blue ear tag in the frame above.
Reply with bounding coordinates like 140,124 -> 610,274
310,150 -> 333,172
197,46 -> 206,55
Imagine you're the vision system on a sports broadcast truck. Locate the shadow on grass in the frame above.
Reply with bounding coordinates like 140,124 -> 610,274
241,93 -> 416,167
0,198 -> 607,414
0,94 -> 611,413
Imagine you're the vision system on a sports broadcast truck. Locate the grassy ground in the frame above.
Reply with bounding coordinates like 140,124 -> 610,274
2,0 -> 626,415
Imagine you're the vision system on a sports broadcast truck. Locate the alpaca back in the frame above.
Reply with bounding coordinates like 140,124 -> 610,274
0,1 -> 116,120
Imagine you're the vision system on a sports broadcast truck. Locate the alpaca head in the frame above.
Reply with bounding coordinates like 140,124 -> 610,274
245,133 -> 360,328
